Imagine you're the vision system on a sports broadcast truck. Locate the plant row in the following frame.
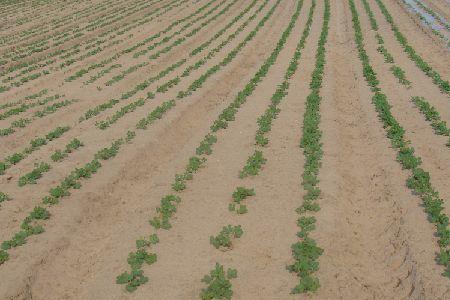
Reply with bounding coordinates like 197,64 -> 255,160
2,0 -> 155,61
0,0 -> 136,68
83,64 -> 122,85
202,0 -> 317,296
1,0 -> 179,87
212,0 -> 313,220
412,0 -> 450,31
1,135 -> 82,198
181,0 -> 270,79
412,96 -> 450,145
401,0 -> 450,46
0,99 -> 173,264
0,126 -> 70,175
373,0 -> 450,95
63,0 -> 203,82
254,0 -> 315,149
189,0 -> 259,57
94,0 -> 279,130
360,0 -> 411,88
105,0 -> 236,87
132,0 -> 226,58
361,0 -> 450,145
0,98 -> 76,137
285,0 -> 329,294
350,0 -> 450,278
0,21 -> 275,265
92,0 -> 250,88
0,88 -> 48,111
212,0 -> 314,214
0,133 -> 134,263
78,0 -> 267,124
197,1 -> 315,284
1,0 -> 133,47
115,0 -> 303,291
146,0 -> 239,62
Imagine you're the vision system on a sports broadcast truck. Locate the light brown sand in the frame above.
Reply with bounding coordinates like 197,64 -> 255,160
0,0 -> 450,299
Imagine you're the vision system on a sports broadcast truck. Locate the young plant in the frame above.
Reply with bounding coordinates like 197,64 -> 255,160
18,162 -> 50,186
51,138 -> 84,162
149,195 -> 181,230
95,139 -> 123,160
0,192 -> 11,206
125,131 -> 136,143
136,234 -> 159,248
200,263 -> 237,300
377,45 -> 394,63
171,156 -> 206,192
239,150 -> 266,178
210,225 -> 243,250
51,150 -> 67,162
65,138 -> 83,152
196,134 -> 217,155
0,250 -> 8,265
116,269 -> 149,293
229,187 -> 255,214
412,96 -> 450,137
287,238 -> 323,293
390,65 -> 411,87
46,126 -> 70,141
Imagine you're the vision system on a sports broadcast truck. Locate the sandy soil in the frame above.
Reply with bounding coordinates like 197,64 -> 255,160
0,0 -> 450,299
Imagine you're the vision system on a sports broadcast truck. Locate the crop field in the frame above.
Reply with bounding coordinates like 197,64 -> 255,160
0,0 -> 449,299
